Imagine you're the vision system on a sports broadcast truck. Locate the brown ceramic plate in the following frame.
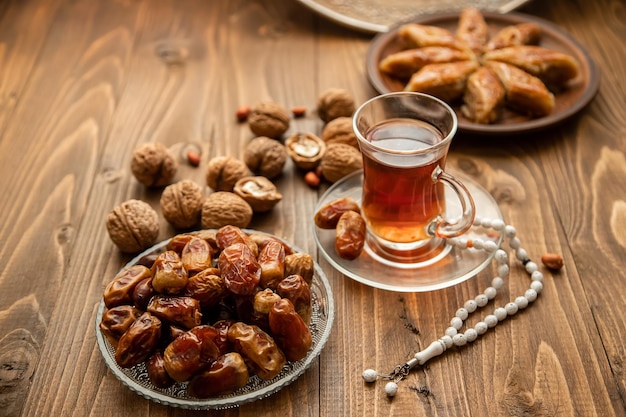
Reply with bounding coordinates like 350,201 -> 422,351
366,12 -> 600,135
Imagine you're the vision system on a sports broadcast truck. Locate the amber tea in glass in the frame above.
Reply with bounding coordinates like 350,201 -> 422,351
353,92 -> 475,265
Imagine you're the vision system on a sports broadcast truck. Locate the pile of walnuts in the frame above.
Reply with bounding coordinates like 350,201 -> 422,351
106,87 -> 365,255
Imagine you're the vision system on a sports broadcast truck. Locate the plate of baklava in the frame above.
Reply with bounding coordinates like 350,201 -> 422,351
367,9 -> 600,135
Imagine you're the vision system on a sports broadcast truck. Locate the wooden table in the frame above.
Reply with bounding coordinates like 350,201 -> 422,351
1,0 -> 624,416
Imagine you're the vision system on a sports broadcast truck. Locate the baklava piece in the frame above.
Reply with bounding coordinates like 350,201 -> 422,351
484,22 -> 542,51
483,45 -> 579,88
462,66 -> 506,124
486,61 -> 555,117
398,23 -> 466,50
379,46 -> 475,79
404,60 -> 479,103
456,8 -> 489,53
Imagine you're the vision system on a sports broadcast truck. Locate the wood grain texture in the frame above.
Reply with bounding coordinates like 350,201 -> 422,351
0,0 -> 624,416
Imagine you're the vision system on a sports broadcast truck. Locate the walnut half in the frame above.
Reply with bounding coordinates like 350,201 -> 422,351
234,176 -> 283,213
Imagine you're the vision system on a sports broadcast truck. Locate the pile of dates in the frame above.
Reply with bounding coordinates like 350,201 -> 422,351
99,225 -> 314,398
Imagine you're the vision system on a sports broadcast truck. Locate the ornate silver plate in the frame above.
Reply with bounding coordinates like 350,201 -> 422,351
95,230 -> 334,410
296,0 -> 530,33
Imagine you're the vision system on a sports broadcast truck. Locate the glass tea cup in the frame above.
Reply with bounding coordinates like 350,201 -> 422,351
353,92 -> 475,266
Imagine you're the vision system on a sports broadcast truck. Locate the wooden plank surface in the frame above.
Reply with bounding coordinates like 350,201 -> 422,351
0,0 -> 624,416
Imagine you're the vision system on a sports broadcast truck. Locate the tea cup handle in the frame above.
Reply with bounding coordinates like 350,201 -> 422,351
432,167 -> 476,238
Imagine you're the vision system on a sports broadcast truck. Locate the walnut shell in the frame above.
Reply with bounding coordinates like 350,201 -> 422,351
317,88 -> 356,123
320,143 -> 363,183
201,192 -> 253,229
106,199 -> 160,253
160,179 -> 205,230
285,132 -> 326,170
248,101 -> 290,139
130,142 -> 178,187
234,176 -> 283,213
321,116 -> 358,148
205,156 -> 251,192
243,137 -> 287,179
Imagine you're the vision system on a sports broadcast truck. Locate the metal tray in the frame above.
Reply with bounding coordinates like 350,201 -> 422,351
296,0 -> 531,33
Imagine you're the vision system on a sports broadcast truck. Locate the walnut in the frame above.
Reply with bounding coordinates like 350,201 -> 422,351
243,136 -> 287,179
285,132 -> 326,170
234,176 -> 283,212
106,199 -> 160,253
320,143 -> 363,183
160,179 -> 205,230
130,142 -> 178,187
248,101 -> 290,139
321,116 -> 358,148
317,88 -> 356,123
201,192 -> 253,229
205,156 -> 251,192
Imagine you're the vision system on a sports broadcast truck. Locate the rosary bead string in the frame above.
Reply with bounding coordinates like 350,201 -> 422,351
362,217 -> 545,397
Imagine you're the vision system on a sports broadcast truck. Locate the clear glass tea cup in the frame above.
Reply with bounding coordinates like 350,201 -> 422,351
353,92 -> 475,265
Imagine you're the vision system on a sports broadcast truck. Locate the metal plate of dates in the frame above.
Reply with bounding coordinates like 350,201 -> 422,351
95,230 -> 334,410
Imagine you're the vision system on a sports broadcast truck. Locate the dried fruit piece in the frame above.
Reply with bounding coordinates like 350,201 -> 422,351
335,210 -> 366,260
181,237 -> 213,274
216,225 -> 259,256
218,242 -> 261,296
163,325 -> 220,382
314,197 -> 361,229
115,312 -> 162,368
257,240 -> 286,289
99,305 -> 142,347
147,295 -> 202,329
227,322 -> 286,380
185,269 -> 226,309
276,274 -> 311,324
104,265 -> 152,308
187,352 -> 249,397
284,253 -> 315,285
269,298 -> 312,362
146,351 -> 175,388
151,251 -> 188,294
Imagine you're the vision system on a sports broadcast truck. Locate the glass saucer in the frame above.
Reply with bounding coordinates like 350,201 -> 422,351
313,170 -> 503,292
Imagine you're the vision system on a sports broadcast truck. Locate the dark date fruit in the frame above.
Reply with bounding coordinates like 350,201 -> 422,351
132,277 -> 155,311
184,269 -> 226,308
146,351 -> 174,388
269,298 -> 312,362
163,325 -> 219,382
99,305 -> 142,347
147,296 -> 202,329
335,210 -> 366,260
277,274 -> 312,324
151,250 -> 188,294
187,352 -> 249,398
104,265 -> 152,308
257,240 -> 285,290
181,237 -> 213,274
218,243 -> 261,296
115,312 -> 162,368
227,322 -> 286,380
314,197 -> 361,229
216,225 -> 259,256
